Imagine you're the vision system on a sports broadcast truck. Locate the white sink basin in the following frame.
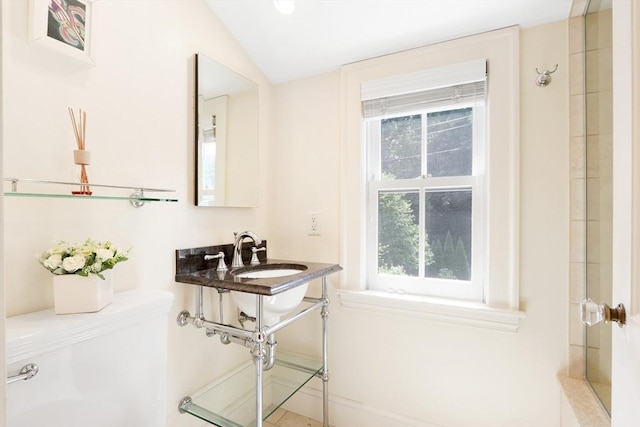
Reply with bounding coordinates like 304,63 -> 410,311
231,283 -> 309,326
234,269 -> 302,279
230,263 -> 309,326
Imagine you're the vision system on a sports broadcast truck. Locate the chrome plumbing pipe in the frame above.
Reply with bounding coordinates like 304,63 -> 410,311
263,333 -> 277,371
264,299 -> 323,336
177,310 -> 254,341
212,288 -> 228,345
219,291 -> 224,324
194,286 -> 205,327
214,331 -> 253,347
200,319 -> 254,340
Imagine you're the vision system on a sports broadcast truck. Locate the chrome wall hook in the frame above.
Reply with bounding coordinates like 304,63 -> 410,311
535,64 -> 558,87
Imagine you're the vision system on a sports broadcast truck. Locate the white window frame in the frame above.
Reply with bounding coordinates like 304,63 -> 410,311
339,26 -> 525,332
365,102 -> 486,301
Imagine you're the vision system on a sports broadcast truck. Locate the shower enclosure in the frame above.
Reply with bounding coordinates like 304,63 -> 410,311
584,0 -> 613,414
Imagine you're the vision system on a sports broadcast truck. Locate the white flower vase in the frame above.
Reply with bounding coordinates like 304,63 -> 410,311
52,270 -> 113,314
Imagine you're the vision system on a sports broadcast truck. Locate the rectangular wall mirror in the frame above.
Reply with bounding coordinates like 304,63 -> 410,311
195,53 -> 259,207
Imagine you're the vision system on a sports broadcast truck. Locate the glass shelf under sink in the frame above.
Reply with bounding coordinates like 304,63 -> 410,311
180,352 -> 322,427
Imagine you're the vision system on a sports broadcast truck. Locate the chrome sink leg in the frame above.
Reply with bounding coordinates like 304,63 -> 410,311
252,294 -> 265,427
321,276 -> 330,427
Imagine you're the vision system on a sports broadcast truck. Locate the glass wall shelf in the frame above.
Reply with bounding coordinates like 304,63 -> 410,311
3,178 -> 177,207
180,352 -> 322,427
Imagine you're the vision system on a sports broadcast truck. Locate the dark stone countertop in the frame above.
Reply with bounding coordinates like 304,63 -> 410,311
174,258 -> 342,296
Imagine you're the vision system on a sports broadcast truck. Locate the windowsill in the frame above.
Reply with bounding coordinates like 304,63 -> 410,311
335,289 -> 526,332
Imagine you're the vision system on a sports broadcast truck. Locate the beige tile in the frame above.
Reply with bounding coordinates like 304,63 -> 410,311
599,220 -> 612,264
570,220 -> 586,263
599,177 -> 613,222
586,347 -> 601,381
586,220 -> 600,264
266,408 -> 287,424
570,136 -> 586,179
558,376 -> 610,427
568,344 -> 585,379
585,12 -> 599,51
571,178 -> 585,221
597,9 -> 612,49
569,16 -> 585,54
597,47 -> 613,92
586,177 -> 600,220
598,90 -> 613,135
585,92 -> 600,136
274,411 -> 323,427
570,94 -> 585,137
598,134 -> 613,178
570,52 -> 585,96
586,262 -> 601,302
586,92 -> 613,137
585,49 -> 600,94
586,135 -> 599,178
599,262 -> 612,302
570,262 -> 585,304
586,133 -> 612,183
586,317 -> 600,349
570,303 -> 585,346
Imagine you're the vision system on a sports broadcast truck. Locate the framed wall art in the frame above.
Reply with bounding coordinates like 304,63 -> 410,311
29,0 -> 94,64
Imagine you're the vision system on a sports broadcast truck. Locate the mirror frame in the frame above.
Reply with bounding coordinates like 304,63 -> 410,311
194,53 -> 259,207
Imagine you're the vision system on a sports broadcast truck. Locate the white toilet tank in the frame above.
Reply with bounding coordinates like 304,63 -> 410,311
6,289 -> 174,427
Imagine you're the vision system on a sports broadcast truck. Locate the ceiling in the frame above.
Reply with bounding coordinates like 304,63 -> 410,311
206,0 -> 574,84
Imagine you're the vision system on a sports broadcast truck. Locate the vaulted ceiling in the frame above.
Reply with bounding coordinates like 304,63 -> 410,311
206,0 -> 574,84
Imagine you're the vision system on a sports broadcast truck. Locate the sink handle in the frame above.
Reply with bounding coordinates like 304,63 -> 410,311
204,252 -> 227,272
250,247 -> 267,265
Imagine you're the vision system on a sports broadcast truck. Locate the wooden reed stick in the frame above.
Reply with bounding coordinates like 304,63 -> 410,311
68,107 -> 90,193
81,110 -> 86,150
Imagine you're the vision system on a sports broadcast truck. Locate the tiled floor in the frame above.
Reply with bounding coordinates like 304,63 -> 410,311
264,408 -> 323,427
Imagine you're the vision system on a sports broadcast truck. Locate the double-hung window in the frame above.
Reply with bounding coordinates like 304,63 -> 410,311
363,60 -> 486,301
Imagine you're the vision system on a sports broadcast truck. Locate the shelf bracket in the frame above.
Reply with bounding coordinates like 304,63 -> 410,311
178,396 -> 192,413
130,189 -> 145,208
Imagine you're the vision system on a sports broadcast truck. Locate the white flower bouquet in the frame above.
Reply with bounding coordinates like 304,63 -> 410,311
39,239 -> 130,280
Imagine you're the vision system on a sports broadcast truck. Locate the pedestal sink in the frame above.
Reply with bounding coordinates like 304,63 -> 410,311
231,264 -> 308,326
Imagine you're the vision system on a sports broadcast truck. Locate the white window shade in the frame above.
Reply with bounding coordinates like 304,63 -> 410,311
361,59 -> 487,118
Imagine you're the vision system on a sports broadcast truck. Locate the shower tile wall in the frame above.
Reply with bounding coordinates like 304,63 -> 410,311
567,9 -> 613,389
568,14 -> 586,380
584,7 -> 613,408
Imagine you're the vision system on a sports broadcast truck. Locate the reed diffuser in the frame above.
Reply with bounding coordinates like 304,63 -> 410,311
68,107 -> 91,195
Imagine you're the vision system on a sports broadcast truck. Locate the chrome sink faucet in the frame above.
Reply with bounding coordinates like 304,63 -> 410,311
232,231 -> 262,268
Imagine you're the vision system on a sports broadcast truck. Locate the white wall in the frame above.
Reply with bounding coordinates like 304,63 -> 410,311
2,1 -> 272,426
270,20 -> 570,426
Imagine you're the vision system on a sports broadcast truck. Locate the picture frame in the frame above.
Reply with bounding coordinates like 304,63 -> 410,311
28,0 -> 94,65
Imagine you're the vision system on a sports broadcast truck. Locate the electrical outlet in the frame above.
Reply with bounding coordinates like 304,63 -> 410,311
308,212 -> 320,236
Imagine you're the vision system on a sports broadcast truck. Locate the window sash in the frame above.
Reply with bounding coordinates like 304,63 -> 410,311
367,178 -> 484,301
366,104 -> 485,301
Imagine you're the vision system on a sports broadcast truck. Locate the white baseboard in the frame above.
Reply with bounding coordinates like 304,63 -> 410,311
283,383 -> 438,427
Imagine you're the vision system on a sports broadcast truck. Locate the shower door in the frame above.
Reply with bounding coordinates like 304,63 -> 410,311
584,0 -> 613,414
584,0 -> 640,424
